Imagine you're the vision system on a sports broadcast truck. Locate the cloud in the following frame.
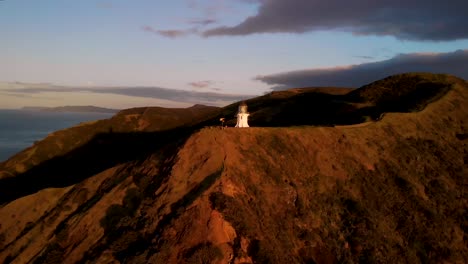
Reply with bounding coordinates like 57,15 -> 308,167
188,80 -> 215,89
2,85 -> 252,106
157,29 -> 192,38
255,49 -> 468,89
203,0 -> 468,41
187,81 -> 223,92
354,55 -> 375,60
142,18 -> 216,39
0,92 -> 39,99
142,26 -> 197,38
188,18 -> 217,26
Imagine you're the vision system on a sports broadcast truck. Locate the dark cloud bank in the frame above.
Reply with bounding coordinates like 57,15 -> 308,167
256,50 -> 468,89
204,0 -> 468,41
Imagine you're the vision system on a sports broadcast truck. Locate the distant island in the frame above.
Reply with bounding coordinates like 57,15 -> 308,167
22,106 -> 119,113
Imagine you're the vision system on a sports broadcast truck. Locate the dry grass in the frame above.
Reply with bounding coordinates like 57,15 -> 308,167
0,73 -> 466,263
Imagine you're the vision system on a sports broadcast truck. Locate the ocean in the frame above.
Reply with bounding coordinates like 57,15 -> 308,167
0,110 -> 114,162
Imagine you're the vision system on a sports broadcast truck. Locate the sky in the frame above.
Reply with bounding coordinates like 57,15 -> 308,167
1,0 -> 467,109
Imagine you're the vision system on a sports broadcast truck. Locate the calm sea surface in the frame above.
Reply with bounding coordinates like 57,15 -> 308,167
0,110 -> 114,162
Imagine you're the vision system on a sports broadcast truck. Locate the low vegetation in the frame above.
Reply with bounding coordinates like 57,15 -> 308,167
0,73 -> 466,263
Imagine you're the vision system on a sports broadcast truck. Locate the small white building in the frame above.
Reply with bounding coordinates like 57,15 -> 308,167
235,102 -> 250,128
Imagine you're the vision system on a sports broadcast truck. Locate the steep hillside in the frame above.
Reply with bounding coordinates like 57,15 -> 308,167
0,104 -> 219,180
0,73 -> 466,263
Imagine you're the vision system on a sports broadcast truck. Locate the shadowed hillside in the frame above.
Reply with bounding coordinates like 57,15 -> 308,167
201,73 -> 459,128
0,73 -> 466,264
0,104 -> 219,180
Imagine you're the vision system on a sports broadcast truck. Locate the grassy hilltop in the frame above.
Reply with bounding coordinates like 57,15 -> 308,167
0,73 -> 467,264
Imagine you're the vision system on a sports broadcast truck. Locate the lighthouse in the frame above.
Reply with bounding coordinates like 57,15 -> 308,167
235,102 -> 250,127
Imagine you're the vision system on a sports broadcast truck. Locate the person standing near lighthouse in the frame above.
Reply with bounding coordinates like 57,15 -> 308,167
235,102 -> 250,128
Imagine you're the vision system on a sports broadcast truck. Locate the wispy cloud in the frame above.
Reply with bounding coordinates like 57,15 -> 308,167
187,80 -> 223,92
0,92 -> 36,99
354,55 -> 375,60
2,85 -> 252,106
142,26 -> 197,38
203,0 -> 468,41
188,18 -> 217,26
256,49 -> 468,89
188,80 -> 214,89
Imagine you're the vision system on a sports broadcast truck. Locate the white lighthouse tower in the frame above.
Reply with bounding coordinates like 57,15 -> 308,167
235,102 -> 250,128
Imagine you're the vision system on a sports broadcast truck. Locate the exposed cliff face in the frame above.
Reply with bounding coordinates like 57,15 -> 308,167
0,74 -> 467,264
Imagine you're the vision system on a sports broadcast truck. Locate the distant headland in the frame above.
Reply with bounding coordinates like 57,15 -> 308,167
21,105 -> 119,113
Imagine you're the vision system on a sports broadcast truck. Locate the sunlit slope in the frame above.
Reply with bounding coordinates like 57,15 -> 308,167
0,74 -> 466,263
